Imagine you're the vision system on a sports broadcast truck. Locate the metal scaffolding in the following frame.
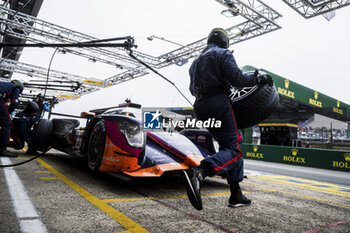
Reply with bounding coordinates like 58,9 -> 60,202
0,57 -> 101,99
282,0 -> 350,18
0,0 -> 283,102
107,0 -> 283,84
0,6 -> 153,69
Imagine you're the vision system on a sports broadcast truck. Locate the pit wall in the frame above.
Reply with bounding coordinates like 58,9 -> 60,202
241,144 -> 350,172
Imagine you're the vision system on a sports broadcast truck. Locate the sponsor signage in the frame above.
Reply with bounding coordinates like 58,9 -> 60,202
245,145 -> 264,159
309,91 -> 322,108
275,77 -> 325,109
282,148 -> 306,164
241,143 -> 350,172
82,79 -> 104,86
241,65 -> 350,120
277,79 -> 295,99
332,152 -> 350,169
82,79 -> 112,87
56,94 -> 80,99
333,100 -> 343,115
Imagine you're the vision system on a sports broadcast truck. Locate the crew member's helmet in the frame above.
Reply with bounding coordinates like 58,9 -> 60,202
24,101 -> 39,116
11,80 -> 24,94
36,93 -> 44,101
207,28 -> 230,49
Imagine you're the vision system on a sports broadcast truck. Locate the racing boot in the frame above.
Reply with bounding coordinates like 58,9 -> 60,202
181,167 -> 205,210
228,182 -> 251,208
0,147 -> 18,157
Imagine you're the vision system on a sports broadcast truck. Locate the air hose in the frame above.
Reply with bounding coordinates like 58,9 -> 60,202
0,146 -> 52,168
0,132 -> 70,168
127,49 -> 193,107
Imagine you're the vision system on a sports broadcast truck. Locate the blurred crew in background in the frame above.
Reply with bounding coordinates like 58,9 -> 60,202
33,93 -> 50,123
0,80 -> 24,157
9,101 -> 39,150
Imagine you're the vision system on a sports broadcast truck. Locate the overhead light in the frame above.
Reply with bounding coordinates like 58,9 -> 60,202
147,35 -> 184,47
228,26 -> 243,36
58,32 -> 69,38
321,5 -> 336,21
323,10 -> 336,21
221,9 -> 239,18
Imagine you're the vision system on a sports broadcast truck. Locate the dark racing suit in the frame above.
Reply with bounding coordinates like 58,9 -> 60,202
189,44 -> 259,184
33,99 -> 49,124
0,82 -> 20,149
10,110 -> 35,150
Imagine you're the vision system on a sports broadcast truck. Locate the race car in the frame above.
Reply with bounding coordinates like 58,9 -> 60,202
29,101 -> 216,177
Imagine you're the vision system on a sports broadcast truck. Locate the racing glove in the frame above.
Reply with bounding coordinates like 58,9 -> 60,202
257,74 -> 274,86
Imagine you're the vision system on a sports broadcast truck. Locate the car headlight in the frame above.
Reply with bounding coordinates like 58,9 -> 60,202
118,120 -> 145,148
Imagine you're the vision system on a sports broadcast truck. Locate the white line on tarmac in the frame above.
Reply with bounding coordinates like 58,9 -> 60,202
1,157 -> 47,233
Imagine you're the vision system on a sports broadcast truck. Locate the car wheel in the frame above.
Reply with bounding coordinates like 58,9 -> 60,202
30,119 -> 54,152
230,73 -> 279,129
87,120 -> 106,171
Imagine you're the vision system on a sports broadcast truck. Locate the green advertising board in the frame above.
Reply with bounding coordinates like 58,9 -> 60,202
242,65 -> 350,121
241,143 -> 350,172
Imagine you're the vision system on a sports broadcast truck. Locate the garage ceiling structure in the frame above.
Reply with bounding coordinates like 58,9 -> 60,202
282,0 -> 350,19
0,0 -> 43,79
1,0 -> 283,103
0,0 -> 350,105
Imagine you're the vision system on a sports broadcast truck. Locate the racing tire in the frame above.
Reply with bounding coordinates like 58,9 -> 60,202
230,83 -> 279,129
87,120 -> 106,171
30,119 -> 54,152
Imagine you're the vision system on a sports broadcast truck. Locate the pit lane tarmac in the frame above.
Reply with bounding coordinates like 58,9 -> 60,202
1,149 -> 349,233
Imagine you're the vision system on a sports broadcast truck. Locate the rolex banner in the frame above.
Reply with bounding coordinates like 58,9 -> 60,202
241,144 -> 350,172
242,65 -> 350,121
